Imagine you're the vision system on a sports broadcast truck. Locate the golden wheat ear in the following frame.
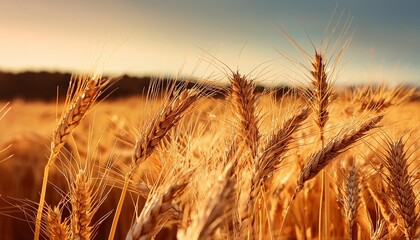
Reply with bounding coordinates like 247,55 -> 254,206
35,73 -> 113,240
309,51 -> 333,145
126,170 -> 193,240
69,169 -> 95,240
294,114 -> 383,198
380,137 -> 418,239
45,204 -> 71,240
229,71 -> 260,159
280,15 -> 353,237
336,156 -> 362,240
131,88 -> 201,167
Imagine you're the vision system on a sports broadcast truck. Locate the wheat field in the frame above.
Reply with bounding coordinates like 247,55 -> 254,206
0,75 -> 419,240
0,34 -> 419,240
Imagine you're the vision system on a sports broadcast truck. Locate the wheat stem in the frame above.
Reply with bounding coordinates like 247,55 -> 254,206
108,89 -> 200,240
35,75 -> 109,240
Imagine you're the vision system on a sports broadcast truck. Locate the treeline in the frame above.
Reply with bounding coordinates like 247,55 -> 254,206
0,71 -> 293,101
0,71 -> 153,101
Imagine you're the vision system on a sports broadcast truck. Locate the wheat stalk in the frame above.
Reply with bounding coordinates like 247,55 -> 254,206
35,73 -> 111,240
243,107 -> 310,239
108,88 -> 201,240
0,102 -> 11,121
0,102 -> 12,163
309,50 -> 335,240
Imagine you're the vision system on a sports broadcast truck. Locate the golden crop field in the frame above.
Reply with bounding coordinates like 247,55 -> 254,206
0,71 -> 419,240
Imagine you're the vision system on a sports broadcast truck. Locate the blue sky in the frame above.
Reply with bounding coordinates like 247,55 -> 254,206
0,0 -> 419,85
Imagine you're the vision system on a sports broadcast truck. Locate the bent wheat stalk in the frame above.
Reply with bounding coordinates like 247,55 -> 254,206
280,115 -> 382,237
35,74 -> 110,240
294,115 -> 383,197
108,88 -> 201,240
243,107 -> 311,239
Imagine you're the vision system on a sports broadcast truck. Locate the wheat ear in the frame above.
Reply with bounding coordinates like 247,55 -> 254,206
338,158 -> 361,240
382,138 -> 418,239
35,74 -> 110,240
293,115 -> 383,198
243,107 -> 310,239
70,169 -> 95,240
126,171 -> 192,240
108,89 -> 200,240
230,71 -> 260,158
310,51 -> 332,145
310,51 -> 334,239
45,205 -> 71,240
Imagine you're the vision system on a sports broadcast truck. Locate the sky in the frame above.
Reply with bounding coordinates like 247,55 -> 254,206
0,0 -> 419,86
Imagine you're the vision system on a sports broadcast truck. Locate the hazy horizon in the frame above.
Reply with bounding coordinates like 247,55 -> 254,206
1,0 -> 419,86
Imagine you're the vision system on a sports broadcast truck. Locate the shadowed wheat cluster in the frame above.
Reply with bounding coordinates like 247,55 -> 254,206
0,20 -> 419,240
